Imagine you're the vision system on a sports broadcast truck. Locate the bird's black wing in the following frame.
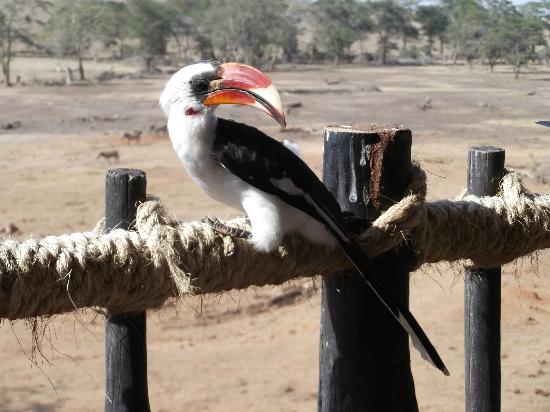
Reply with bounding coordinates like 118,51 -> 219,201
213,118 -> 449,375
213,118 -> 344,227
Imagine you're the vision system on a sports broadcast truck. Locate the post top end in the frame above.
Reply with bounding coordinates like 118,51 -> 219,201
325,123 -> 409,135
468,145 -> 505,154
107,168 -> 146,180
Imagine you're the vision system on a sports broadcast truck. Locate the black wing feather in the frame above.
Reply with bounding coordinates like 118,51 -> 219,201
214,118 -> 344,225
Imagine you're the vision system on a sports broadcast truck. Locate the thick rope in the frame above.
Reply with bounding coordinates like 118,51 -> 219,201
0,164 -> 549,319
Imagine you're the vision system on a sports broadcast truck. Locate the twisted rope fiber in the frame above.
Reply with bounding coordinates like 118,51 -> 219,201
0,164 -> 549,320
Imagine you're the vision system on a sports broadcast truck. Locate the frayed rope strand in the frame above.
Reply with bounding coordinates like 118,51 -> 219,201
1,164 -> 549,319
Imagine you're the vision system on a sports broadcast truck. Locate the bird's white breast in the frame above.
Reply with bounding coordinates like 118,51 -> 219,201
167,111 -> 245,210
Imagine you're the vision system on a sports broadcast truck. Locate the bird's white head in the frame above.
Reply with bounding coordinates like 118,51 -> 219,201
159,60 -> 286,127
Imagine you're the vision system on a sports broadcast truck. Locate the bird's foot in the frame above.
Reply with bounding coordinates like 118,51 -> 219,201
202,216 -> 252,239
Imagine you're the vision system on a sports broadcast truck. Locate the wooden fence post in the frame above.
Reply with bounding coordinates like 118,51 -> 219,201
465,146 -> 505,412
318,125 -> 418,411
105,169 -> 151,412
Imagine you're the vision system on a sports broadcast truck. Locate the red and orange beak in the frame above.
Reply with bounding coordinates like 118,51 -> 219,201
203,63 -> 286,127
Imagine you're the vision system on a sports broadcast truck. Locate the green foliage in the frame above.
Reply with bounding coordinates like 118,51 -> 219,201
398,2 -> 419,53
485,1 -> 546,76
48,0 -> 105,80
199,0 -> 298,67
2,0 -> 550,80
439,0 -> 547,75
416,5 -> 449,55
126,0 -> 174,71
369,0 -> 411,64
312,0 -> 370,64
95,1 -> 129,59
166,0 -> 213,59
519,0 -> 550,24
443,0 -> 487,63
482,0 -> 514,68
0,0 -> 50,86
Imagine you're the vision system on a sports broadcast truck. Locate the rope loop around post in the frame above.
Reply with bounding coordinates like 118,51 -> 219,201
358,162 -> 427,258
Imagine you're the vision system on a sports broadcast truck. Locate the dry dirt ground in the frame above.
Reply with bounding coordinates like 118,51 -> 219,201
2,58 -> 550,411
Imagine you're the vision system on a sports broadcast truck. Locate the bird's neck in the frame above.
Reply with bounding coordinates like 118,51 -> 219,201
167,108 -> 223,197
168,109 -> 218,161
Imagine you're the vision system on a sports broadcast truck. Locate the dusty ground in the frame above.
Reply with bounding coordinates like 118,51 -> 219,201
2,58 -> 550,411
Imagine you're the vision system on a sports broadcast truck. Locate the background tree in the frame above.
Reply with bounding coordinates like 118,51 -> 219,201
48,0 -> 104,80
369,0 -> 411,64
482,0 -> 512,71
201,0 -> 298,67
519,0 -> 550,22
271,0 -> 302,65
482,16 -> 502,70
399,23 -> 419,55
443,0 -> 487,66
416,5 -> 449,55
312,0 -> 370,65
398,1 -> 419,55
0,0 -> 50,86
481,1 -> 546,76
501,2 -> 545,77
166,0 -> 214,60
95,1 -> 129,60
519,0 -> 550,63
126,0 -> 174,72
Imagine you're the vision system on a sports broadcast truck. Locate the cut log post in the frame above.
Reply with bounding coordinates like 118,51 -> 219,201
105,169 -> 151,412
465,146 -> 505,412
318,125 -> 418,411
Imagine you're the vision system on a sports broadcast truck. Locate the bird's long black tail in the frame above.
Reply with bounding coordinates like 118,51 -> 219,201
332,230 -> 449,376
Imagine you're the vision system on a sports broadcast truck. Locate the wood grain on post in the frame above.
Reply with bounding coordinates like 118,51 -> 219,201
465,146 -> 505,412
318,124 -> 418,412
105,169 -> 151,412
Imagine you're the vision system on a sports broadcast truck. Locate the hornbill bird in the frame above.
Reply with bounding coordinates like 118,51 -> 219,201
160,61 -> 449,376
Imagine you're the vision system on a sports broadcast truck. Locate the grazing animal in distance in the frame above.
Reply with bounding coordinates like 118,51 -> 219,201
149,123 -> 168,136
420,96 -> 432,111
0,222 -> 20,235
122,130 -> 142,144
97,150 -> 120,163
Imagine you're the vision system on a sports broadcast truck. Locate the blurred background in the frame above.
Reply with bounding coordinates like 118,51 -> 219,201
2,0 -> 550,81
2,0 -> 550,411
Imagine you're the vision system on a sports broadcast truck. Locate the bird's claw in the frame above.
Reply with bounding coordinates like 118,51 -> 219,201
202,216 -> 252,239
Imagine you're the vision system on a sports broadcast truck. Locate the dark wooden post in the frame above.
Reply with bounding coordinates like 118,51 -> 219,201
465,146 -> 505,412
318,125 -> 418,411
105,169 -> 151,412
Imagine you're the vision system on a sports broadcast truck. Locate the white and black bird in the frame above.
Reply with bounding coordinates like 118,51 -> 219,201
160,61 -> 448,375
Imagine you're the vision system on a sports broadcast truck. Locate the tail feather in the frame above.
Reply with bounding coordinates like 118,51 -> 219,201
336,233 -> 449,376
303,190 -> 448,374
